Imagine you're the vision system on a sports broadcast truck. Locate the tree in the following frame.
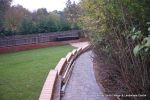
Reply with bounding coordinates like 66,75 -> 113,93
36,12 -> 59,33
4,5 -> 30,34
0,0 -> 12,32
37,8 -> 48,16
1,5 -> 72,35
19,17 -> 36,34
54,11 -> 71,31
64,0 -> 80,29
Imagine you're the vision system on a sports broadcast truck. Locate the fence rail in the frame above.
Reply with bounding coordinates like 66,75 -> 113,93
0,30 -> 80,48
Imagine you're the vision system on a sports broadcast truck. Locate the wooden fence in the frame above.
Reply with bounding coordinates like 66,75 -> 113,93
0,30 -> 80,48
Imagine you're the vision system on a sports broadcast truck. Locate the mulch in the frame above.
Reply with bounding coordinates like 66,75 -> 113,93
93,57 -> 119,100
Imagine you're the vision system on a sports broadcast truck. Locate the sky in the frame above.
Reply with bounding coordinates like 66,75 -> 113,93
12,0 -> 80,12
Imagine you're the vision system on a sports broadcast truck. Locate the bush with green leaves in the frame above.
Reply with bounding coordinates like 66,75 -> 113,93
129,27 -> 150,56
80,0 -> 150,99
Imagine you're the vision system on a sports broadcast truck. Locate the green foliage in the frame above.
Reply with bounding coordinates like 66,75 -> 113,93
129,27 -> 150,56
19,18 -> 36,34
80,0 -> 150,99
60,19 -> 71,31
133,35 -> 150,56
0,4 -> 73,36
133,44 -> 144,56
35,12 -> 71,33
0,0 -> 12,31
65,0 -> 80,29
4,5 -> 30,34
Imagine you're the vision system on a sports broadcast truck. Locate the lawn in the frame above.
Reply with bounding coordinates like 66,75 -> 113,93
0,45 -> 75,100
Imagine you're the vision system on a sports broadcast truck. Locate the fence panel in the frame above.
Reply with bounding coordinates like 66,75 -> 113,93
0,30 -> 80,48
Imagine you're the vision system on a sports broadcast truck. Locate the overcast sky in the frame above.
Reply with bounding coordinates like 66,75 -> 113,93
12,0 -> 80,12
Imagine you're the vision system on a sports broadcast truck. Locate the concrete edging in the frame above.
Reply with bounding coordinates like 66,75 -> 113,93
39,44 -> 90,100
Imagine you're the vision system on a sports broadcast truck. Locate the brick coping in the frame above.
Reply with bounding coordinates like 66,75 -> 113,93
39,44 -> 90,100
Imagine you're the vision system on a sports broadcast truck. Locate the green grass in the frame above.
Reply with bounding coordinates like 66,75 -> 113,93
0,45 -> 75,100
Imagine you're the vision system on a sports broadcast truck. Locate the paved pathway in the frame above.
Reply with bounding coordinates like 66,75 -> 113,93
70,42 -> 89,48
61,51 -> 108,100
